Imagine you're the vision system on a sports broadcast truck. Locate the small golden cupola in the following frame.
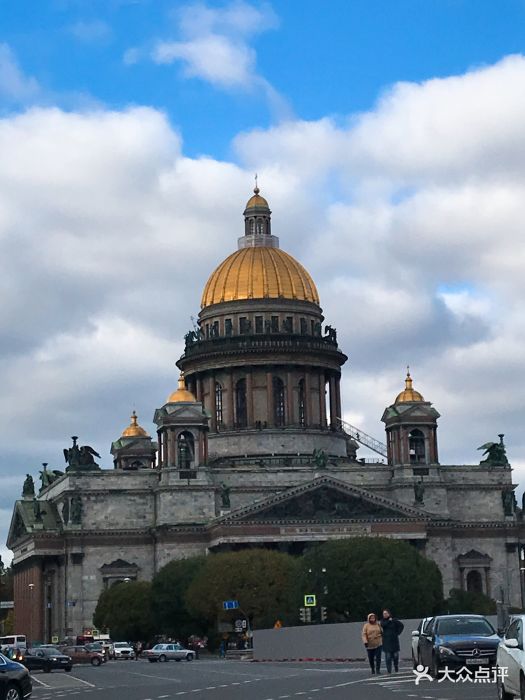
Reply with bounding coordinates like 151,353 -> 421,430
121,410 -> 149,438
111,410 -> 157,470
167,373 -> 197,403
395,368 -> 424,404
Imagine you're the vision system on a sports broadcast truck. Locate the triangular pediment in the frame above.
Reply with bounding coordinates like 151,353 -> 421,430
214,476 -> 434,525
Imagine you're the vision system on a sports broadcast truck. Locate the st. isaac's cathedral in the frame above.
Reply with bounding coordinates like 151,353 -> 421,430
7,188 -> 523,641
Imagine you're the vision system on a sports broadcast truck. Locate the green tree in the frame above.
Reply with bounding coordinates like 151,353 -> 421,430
93,581 -> 154,641
185,549 -> 299,629
443,588 -> 497,615
299,538 -> 443,622
151,556 -> 207,639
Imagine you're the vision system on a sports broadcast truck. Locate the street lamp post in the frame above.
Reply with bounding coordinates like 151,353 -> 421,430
28,583 -> 35,646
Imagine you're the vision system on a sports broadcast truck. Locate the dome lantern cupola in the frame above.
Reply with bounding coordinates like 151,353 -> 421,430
243,179 -> 272,240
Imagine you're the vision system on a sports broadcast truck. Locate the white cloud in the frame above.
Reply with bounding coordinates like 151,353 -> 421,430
2,53 -> 525,554
0,44 -> 40,104
140,1 -> 288,116
68,20 -> 112,43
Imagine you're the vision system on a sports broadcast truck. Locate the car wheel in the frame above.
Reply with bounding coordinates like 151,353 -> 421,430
159,654 -> 167,663
91,657 -> 101,666
496,668 -> 513,700
6,684 -> 22,700
43,663 -> 52,673
186,654 -> 194,661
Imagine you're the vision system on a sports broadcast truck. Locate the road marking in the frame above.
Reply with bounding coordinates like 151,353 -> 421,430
29,676 -> 52,688
158,696 -> 171,698
127,671 -> 182,682
68,675 -> 96,687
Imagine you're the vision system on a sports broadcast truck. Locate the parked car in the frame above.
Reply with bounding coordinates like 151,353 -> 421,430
411,617 -> 432,667
416,614 -> 500,677
142,644 -> 195,662
112,642 -> 133,660
0,652 -> 32,700
21,648 -> 72,673
60,646 -> 105,666
496,613 -> 525,699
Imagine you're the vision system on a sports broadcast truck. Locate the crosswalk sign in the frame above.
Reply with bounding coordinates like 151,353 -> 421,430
304,594 -> 316,607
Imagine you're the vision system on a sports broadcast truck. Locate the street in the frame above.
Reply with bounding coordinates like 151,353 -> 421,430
27,659 -> 499,700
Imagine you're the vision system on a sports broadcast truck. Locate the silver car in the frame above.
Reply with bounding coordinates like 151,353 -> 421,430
142,644 -> 195,662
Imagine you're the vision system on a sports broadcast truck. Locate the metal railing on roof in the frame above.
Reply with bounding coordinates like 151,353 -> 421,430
337,417 -> 388,458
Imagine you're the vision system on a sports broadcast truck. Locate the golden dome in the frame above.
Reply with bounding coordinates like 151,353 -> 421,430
395,369 -> 425,404
201,246 -> 320,308
168,373 -> 196,403
121,411 -> 149,438
245,184 -> 269,210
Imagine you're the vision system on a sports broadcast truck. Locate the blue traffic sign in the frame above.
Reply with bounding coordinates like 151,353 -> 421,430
223,600 -> 239,610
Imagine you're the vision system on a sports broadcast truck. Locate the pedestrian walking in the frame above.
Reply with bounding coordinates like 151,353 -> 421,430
362,612 -> 383,675
380,609 -> 404,673
133,641 -> 142,660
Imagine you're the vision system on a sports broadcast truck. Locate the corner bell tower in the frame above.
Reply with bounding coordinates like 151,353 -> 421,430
381,370 -> 440,466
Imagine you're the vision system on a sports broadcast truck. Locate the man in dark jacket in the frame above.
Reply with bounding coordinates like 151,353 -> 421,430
381,609 -> 404,672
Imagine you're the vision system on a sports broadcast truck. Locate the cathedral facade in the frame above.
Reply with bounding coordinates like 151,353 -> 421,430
7,189 -> 522,642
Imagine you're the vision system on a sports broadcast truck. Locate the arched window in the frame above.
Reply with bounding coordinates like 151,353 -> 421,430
177,431 -> 194,470
215,381 -> 223,426
256,219 -> 263,235
298,379 -> 306,427
466,570 -> 483,594
409,429 -> 426,464
249,219 -> 255,234
235,378 -> 247,428
273,377 -> 285,427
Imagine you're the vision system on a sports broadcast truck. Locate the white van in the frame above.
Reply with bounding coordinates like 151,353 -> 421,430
0,634 -> 27,650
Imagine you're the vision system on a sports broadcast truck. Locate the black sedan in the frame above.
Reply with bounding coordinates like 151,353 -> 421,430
416,614 -> 500,676
22,648 -> 72,673
0,652 -> 32,700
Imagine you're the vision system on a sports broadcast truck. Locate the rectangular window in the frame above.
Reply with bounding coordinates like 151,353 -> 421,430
285,316 -> 293,333
300,318 -> 307,334
205,324 -> 210,338
271,316 -> 279,332
311,320 -> 315,335
212,321 -> 219,337
239,317 -> 249,334
225,319 -> 233,336
255,316 -> 263,333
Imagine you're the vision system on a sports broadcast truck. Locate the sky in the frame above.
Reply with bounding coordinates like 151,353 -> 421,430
1,0 -> 525,564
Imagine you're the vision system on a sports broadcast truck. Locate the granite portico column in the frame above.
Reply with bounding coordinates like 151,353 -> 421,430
246,369 -> 254,427
267,370 -> 274,426
227,371 -> 234,429
304,371 -> 311,427
329,375 -> 337,428
209,374 -> 217,432
319,371 -> 327,428
286,370 -> 294,425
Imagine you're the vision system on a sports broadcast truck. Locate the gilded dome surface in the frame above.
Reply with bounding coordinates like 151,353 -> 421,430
201,246 -> 320,308
168,373 -> 197,403
395,370 -> 424,404
121,411 -> 149,437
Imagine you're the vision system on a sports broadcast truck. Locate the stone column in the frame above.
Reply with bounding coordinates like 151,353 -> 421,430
209,375 -> 216,432
335,376 -> 342,423
246,369 -> 254,427
286,371 -> 294,426
157,431 -> 163,467
226,371 -> 234,429
196,376 -> 203,403
319,371 -> 327,427
168,428 -> 176,467
304,371 -> 311,427
424,434 -> 430,465
266,371 -> 274,426
329,375 -> 337,428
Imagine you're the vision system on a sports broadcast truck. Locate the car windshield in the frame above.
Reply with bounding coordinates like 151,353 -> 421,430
114,643 -> 128,648
437,618 -> 495,636
41,648 -> 63,655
